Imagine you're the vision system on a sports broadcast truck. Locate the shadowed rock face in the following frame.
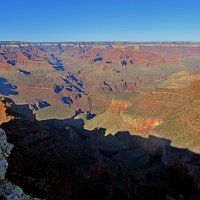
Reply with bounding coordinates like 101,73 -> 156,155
0,127 -> 41,200
19,69 -> 31,75
1,100 -> 200,200
0,78 -> 18,96
0,129 -> 13,180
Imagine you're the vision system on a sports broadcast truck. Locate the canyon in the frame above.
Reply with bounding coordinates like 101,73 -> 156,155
0,42 -> 200,199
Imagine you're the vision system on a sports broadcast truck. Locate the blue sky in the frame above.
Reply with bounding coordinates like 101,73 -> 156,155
0,0 -> 200,41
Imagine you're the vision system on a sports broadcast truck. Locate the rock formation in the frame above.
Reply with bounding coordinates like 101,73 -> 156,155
0,102 -> 10,125
0,129 -> 13,180
0,128 -> 42,200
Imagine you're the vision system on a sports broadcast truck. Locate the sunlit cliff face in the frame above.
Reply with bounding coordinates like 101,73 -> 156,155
0,101 -> 10,125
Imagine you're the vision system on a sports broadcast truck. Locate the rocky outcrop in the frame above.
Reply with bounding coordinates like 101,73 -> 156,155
0,181 -> 41,200
0,128 -> 42,200
0,102 -> 10,125
0,129 -> 13,180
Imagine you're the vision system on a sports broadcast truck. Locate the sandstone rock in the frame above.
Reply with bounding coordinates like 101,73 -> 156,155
0,102 -> 10,125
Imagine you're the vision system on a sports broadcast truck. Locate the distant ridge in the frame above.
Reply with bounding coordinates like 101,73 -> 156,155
1,41 -> 200,43
1,41 -> 200,48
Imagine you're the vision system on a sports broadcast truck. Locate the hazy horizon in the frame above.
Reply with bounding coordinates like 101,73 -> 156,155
2,41 -> 200,43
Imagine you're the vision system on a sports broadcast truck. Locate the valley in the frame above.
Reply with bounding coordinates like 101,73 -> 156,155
1,42 -> 200,199
1,42 -> 200,152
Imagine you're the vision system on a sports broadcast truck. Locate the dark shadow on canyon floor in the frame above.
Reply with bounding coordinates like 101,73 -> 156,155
1,103 -> 200,200
0,77 -> 18,96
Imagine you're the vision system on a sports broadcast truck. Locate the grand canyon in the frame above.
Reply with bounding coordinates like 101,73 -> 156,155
0,41 -> 200,199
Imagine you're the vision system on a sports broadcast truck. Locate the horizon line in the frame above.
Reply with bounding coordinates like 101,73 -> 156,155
1,40 -> 200,44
